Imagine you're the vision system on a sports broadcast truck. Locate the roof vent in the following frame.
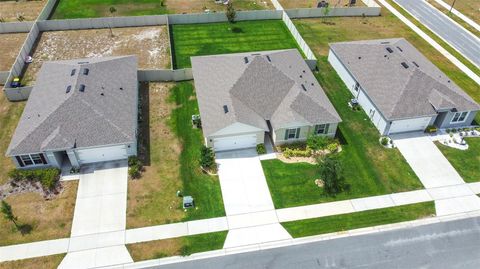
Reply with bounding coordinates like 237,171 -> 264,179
100,93 -> 104,96
401,62 -> 409,69
223,105 -> 229,113
78,61 -> 89,64
79,84 -> 86,92
300,75 -> 303,78
301,84 -> 307,91
83,68 -> 89,75
384,55 -> 387,58
70,69 -> 76,76
66,85 -> 71,93
381,41 -> 390,44
244,57 -> 249,64
412,61 -> 419,67
386,47 -> 394,53
266,55 -> 271,62
302,70 -> 306,73
358,56 -> 362,59
396,46 -> 403,52
120,87 -> 123,90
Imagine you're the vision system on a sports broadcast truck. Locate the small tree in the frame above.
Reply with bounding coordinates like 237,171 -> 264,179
318,155 -> 346,197
226,3 -> 236,23
322,4 -> 331,23
109,6 -> 117,37
1,200 -> 18,228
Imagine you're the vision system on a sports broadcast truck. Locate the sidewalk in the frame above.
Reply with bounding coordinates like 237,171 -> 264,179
433,0 -> 480,32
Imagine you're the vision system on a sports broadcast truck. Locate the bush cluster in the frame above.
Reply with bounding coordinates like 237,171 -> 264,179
283,147 -> 313,158
128,156 -> 143,179
8,168 -> 60,190
256,144 -> 266,155
306,135 -> 338,151
380,137 -> 389,146
200,146 -> 216,169
424,125 -> 437,133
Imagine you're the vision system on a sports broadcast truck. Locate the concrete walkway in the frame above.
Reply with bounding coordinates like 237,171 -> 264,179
215,149 -> 292,248
377,0 -> 480,85
392,133 -> 480,215
59,160 -> 133,269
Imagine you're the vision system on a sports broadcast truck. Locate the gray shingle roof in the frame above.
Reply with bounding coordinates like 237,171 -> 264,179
7,56 -> 138,156
330,38 -> 480,120
191,49 -> 341,137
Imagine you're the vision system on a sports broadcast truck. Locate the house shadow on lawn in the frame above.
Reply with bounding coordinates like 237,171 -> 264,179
137,82 -> 151,166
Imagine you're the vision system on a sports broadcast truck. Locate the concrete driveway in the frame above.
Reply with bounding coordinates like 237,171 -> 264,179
392,133 -> 464,188
216,149 -> 291,248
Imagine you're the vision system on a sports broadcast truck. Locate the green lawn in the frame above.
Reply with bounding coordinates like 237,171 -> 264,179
171,20 -> 301,68
283,202 -> 435,238
436,138 -> 480,183
262,57 -> 423,209
169,82 -> 226,221
51,0 -> 169,19
127,231 -> 227,261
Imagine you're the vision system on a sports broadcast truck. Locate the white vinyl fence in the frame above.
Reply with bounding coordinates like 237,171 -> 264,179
137,69 -> 193,82
37,15 -> 168,31
3,86 -> 33,101
282,12 -> 317,63
37,0 -> 58,21
168,10 -> 282,24
0,22 -> 34,34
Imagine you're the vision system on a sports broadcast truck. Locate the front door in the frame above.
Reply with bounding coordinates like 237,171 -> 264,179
433,111 -> 448,128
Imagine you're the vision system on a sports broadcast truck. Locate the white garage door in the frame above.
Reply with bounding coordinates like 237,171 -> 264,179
76,145 -> 128,165
389,117 -> 432,134
213,134 -> 257,152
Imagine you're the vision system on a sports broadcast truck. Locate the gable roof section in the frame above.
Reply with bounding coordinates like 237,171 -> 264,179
330,38 -> 479,120
191,49 -> 341,137
7,56 -> 138,156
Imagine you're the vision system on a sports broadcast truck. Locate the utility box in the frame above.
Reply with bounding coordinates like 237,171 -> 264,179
183,196 -> 195,209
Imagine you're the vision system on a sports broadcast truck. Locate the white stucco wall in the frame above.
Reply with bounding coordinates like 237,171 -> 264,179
274,123 -> 338,145
328,50 -> 357,95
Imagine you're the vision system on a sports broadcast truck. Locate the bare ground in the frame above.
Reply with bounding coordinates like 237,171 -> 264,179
167,0 -> 273,13
0,33 -> 27,71
279,0 -> 364,9
23,26 -> 171,85
0,0 -> 47,22
127,82 -> 186,228
0,181 -> 78,246
0,254 -> 65,269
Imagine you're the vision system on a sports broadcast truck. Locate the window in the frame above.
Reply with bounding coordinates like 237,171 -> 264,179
83,68 -> 89,75
285,128 -> 300,140
451,111 -> 469,123
314,124 -> 330,135
17,153 -> 47,167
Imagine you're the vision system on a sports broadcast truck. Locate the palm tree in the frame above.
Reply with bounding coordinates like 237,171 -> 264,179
1,200 -> 18,228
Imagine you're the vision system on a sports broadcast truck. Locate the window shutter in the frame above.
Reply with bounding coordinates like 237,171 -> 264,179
15,156 -> 25,167
284,129 -> 289,140
296,128 -> 300,138
39,153 -> 47,164
325,124 -> 330,134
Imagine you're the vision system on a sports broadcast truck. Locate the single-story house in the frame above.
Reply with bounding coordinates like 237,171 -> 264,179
6,56 -> 138,169
191,49 -> 341,152
329,38 -> 480,135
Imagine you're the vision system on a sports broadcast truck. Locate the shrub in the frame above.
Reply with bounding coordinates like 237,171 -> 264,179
446,128 -> 451,133
226,2 -> 236,23
306,135 -> 333,150
256,144 -> 266,155
8,168 -> 60,190
424,125 -> 437,133
380,137 -> 389,146
128,156 -> 143,179
318,155 -> 346,197
326,143 -> 339,152
283,147 -> 312,158
200,146 -> 215,168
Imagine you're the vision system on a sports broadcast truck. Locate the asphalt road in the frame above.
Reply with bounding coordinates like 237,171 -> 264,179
394,0 -> 480,67
151,216 -> 480,269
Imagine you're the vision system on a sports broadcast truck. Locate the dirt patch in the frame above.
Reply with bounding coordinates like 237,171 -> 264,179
0,0 -> 47,22
127,82 -> 186,228
0,254 -> 65,269
127,238 -> 183,261
167,0 -> 273,14
278,0 -> 364,9
0,33 -> 27,71
23,26 -> 171,85
0,180 -> 77,246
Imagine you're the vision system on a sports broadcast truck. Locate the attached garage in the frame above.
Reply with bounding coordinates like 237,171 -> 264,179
389,117 -> 432,134
76,145 -> 128,165
213,134 -> 257,152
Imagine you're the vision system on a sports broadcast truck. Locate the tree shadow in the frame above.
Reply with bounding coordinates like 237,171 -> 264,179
137,82 -> 151,166
231,27 -> 244,33
335,127 -> 348,146
18,223 -> 33,235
